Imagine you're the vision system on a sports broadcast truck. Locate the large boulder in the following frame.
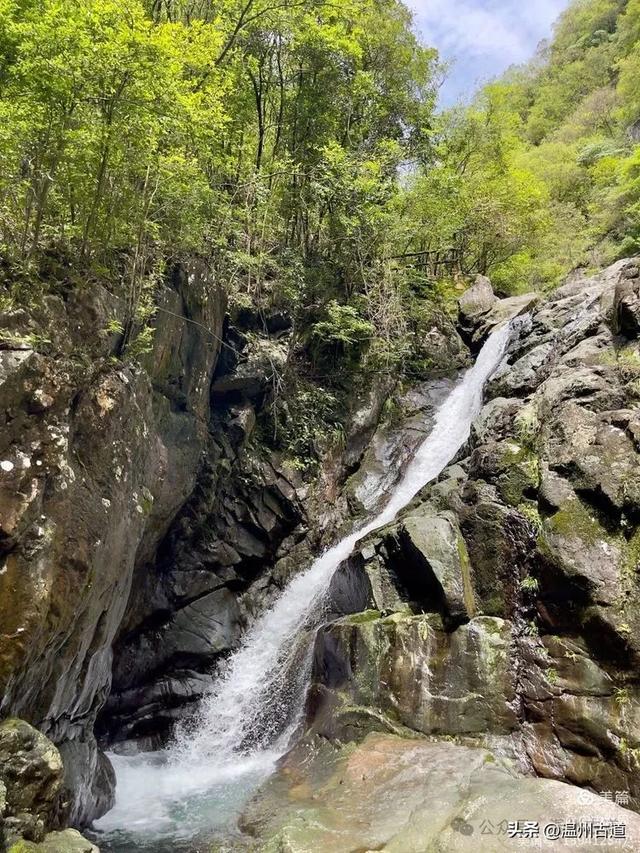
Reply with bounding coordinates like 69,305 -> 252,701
408,302 -> 470,377
241,733 -> 640,852
458,274 -> 497,320
0,719 -> 65,845
458,274 -> 538,347
472,292 -> 540,345
308,613 -> 517,741
393,507 -> 475,623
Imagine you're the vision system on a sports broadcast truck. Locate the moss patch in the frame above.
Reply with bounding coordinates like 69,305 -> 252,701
498,442 -> 540,506
623,529 -> 640,578
454,534 -> 476,618
344,610 -> 382,625
514,402 -> 541,448
545,499 -> 608,546
518,502 -> 543,534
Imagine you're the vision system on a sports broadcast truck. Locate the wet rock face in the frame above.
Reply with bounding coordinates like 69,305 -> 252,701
99,442 -> 304,750
517,634 -> 640,800
309,613 -> 517,741
94,309 -> 470,758
306,258 -> 640,809
99,368 -> 464,751
0,261 -> 225,824
342,378 -> 456,518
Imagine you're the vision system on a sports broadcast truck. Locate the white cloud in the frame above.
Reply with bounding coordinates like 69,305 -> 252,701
412,0 -> 529,62
407,0 -> 569,102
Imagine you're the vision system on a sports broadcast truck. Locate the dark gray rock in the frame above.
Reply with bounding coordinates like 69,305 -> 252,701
614,271 -> 640,337
395,507 -> 475,623
628,119 -> 640,143
0,261 -> 226,825
99,431 -> 305,750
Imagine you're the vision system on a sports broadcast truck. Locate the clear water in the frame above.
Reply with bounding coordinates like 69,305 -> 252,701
93,323 -> 512,852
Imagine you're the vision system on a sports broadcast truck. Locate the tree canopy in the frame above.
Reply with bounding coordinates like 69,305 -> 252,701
1,0 -> 639,421
406,0 -> 640,293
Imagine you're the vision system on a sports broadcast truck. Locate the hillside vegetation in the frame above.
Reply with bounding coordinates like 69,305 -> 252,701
409,0 -> 640,293
0,0 -> 437,365
0,0 -> 639,458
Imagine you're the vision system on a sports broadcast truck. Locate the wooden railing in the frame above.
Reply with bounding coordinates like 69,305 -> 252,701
391,246 -> 464,279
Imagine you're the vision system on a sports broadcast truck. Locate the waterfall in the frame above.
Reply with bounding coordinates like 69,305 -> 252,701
94,322 -> 512,847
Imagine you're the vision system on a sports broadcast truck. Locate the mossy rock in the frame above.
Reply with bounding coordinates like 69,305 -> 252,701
497,441 -> 540,506
343,609 -> 382,625
9,830 -> 99,852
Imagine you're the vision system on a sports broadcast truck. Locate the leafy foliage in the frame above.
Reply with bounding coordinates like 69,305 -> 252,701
416,0 -> 640,291
0,0 -> 441,368
1,0 -> 639,450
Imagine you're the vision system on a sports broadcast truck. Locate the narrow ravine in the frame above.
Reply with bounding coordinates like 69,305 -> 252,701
93,322 -> 513,851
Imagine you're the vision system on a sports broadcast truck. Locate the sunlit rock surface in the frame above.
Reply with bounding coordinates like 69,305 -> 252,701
241,733 -> 640,852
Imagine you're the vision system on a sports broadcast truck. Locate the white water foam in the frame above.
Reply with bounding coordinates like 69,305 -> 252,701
95,322 -> 512,846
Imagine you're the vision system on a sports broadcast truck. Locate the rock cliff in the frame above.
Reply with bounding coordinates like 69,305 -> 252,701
4,255 -> 640,847
0,262 -> 225,825
302,258 -> 640,813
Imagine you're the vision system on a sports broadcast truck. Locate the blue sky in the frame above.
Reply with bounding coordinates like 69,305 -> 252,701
408,0 -> 571,105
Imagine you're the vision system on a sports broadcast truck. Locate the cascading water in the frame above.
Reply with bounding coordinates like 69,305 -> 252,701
94,322 -> 513,851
